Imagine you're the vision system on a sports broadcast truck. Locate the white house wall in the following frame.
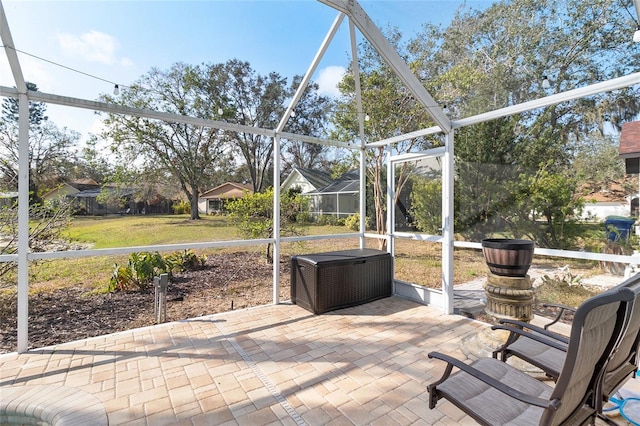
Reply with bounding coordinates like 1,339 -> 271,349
284,172 -> 317,194
580,202 -> 630,221
197,199 -> 207,215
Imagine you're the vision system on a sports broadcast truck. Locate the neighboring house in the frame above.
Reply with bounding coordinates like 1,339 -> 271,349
42,179 -> 126,215
280,168 -> 334,194
43,179 -> 175,216
68,187 -> 134,216
580,183 -> 631,221
281,168 -> 359,218
42,178 -> 101,202
198,182 -> 253,215
304,171 -> 359,218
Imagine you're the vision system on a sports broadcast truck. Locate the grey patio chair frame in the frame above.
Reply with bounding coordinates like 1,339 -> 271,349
427,286 -> 634,426
492,273 -> 640,403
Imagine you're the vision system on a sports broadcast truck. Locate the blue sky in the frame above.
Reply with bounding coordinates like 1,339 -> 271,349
0,0 -> 491,141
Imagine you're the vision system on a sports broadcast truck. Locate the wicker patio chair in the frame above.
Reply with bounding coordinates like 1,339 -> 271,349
427,286 -> 634,425
492,273 -> 640,402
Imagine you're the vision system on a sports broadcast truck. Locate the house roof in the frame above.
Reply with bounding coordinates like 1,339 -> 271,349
294,168 -> 334,190
336,170 -> 359,180
313,180 -> 359,194
68,179 -> 100,191
582,182 -> 629,203
199,182 -> 252,199
619,121 -> 640,158
69,187 -> 133,198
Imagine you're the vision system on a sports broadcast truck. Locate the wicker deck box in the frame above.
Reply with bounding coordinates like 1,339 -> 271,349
290,248 -> 393,314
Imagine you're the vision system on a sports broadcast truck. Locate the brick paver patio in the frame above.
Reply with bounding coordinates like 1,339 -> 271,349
1,296 -> 638,425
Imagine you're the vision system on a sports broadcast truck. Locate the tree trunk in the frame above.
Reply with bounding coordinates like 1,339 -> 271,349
190,191 -> 200,220
265,243 -> 273,264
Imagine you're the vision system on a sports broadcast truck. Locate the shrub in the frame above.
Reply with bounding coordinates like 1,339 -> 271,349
108,249 -> 207,292
344,214 -> 372,231
296,211 -> 313,224
344,214 -> 359,231
166,249 -> 207,272
226,188 -> 307,263
316,215 -> 338,226
172,200 -> 190,214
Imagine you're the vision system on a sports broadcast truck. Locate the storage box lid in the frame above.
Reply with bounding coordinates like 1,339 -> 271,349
293,248 -> 390,266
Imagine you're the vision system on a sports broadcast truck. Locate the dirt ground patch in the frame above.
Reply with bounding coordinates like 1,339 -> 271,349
0,251 -> 591,354
0,252 -> 291,354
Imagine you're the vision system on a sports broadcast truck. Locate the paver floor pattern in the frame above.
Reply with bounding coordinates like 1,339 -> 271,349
0,296 -> 636,425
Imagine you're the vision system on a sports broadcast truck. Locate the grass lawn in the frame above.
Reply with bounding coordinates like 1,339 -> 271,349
0,214 -> 609,353
18,215 -> 361,294
65,214 -> 240,248
1,214 -> 605,296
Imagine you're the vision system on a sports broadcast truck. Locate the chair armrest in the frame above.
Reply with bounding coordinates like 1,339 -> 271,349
540,303 -> 576,330
428,351 -> 558,409
491,325 -> 569,351
496,319 -> 569,344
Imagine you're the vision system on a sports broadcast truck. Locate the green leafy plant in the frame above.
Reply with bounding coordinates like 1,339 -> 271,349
130,252 -> 168,283
108,264 -> 140,292
536,267 -> 597,308
226,188 -> 307,263
166,249 -> 206,272
316,215 -> 338,226
344,213 -> 371,231
107,249 -> 206,292
172,200 -> 190,215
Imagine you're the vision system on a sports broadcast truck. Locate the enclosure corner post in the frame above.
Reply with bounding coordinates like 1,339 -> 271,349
17,92 -> 29,353
273,135 -> 281,304
359,145 -> 366,248
386,144 -> 395,258
349,17 -> 367,249
442,131 -> 455,314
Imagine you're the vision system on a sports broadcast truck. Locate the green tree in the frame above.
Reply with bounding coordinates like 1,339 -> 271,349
453,117 -> 523,239
203,60 -> 332,193
335,0 -> 639,248
226,188 -> 308,263
573,133 -> 626,193
71,135 -> 113,184
101,63 -> 228,220
512,165 -> 584,248
409,176 -> 441,234
332,27 -> 440,248
0,83 -> 79,203
1,82 -> 47,126
102,60 -> 331,218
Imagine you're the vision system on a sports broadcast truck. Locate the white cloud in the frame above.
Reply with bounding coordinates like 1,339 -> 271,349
56,30 -> 129,66
0,54 -> 54,91
316,65 -> 346,98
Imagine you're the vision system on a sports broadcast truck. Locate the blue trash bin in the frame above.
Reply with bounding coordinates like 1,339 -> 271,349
604,216 -> 635,242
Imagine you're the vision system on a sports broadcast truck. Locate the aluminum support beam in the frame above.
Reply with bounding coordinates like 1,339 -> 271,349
0,1 -> 26,91
386,144 -> 395,260
453,72 -> 640,129
390,147 -> 446,163
367,72 -> 640,148
442,131 -> 455,314
349,19 -> 367,247
272,135 -> 281,304
2,0 -> 31,353
17,93 -> 29,352
318,0 -> 451,133
368,126 -> 442,148
0,86 -> 352,148
277,11 -> 345,131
